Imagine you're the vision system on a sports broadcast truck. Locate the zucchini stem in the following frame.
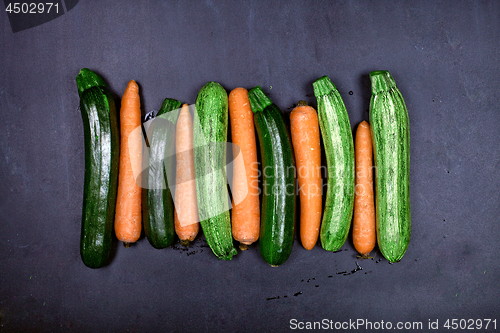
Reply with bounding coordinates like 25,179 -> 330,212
369,70 -> 396,94
312,76 -> 338,97
248,86 -> 272,113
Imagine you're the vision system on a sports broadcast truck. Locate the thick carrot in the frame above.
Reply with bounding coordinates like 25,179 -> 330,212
174,104 -> 200,246
228,87 -> 260,250
115,80 -> 143,246
352,121 -> 376,257
290,101 -> 322,250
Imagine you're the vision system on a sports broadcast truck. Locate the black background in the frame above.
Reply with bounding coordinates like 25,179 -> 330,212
1,1 -> 499,332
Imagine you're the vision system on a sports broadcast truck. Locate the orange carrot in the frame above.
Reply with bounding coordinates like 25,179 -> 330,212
290,101 -> 322,250
174,104 -> 200,246
352,121 -> 376,257
115,80 -> 143,246
228,87 -> 260,250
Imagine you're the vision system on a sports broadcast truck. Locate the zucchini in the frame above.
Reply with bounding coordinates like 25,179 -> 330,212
369,70 -> 411,262
76,68 -> 107,98
76,68 -> 119,268
248,86 -> 296,267
142,98 -> 182,249
313,76 -> 355,252
193,82 -> 237,260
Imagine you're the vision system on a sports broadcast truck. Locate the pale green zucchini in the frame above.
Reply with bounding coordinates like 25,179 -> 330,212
313,76 -> 355,252
369,70 -> 411,262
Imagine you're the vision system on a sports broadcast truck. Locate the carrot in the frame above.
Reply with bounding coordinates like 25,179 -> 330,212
228,87 -> 260,250
352,121 -> 376,257
290,101 -> 322,250
174,104 -> 200,246
115,80 -> 143,246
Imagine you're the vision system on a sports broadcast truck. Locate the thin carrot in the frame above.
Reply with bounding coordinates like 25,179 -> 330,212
174,104 -> 200,246
115,80 -> 143,246
228,87 -> 260,250
352,121 -> 376,257
290,101 -> 322,250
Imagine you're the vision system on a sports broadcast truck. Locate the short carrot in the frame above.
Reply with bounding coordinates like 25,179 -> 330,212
228,87 -> 260,250
115,80 -> 143,246
352,121 -> 376,257
174,104 -> 200,246
290,101 -> 322,250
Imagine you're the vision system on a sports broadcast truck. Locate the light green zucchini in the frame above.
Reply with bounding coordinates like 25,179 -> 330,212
369,70 -> 411,262
313,76 -> 355,252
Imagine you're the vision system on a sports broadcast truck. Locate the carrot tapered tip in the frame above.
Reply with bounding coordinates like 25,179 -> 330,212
239,243 -> 249,251
126,80 -> 139,92
358,120 -> 370,129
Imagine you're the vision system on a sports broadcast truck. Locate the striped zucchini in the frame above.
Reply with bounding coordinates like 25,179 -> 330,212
193,82 -> 237,260
369,70 -> 411,262
248,86 -> 296,267
76,68 -> 119,268
313,76 -> 355,252
142,98 -> 182,249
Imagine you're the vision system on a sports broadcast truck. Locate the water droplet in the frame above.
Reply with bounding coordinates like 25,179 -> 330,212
266,296 -> 280,301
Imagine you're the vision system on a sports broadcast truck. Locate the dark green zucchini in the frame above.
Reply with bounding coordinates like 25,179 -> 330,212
76,68 -> 119,268
76,68 -> 107,98
142,98 -> 182,249
313,76 -> 355,252
369,70 -> 411,262
193,82 -> 237,260
248,86 -> 296,267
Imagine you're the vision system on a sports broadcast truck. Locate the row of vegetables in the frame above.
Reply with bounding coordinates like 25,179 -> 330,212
76,68 -> 411,268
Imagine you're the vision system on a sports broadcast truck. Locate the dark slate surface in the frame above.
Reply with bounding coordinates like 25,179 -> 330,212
1,1 -> 499,332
